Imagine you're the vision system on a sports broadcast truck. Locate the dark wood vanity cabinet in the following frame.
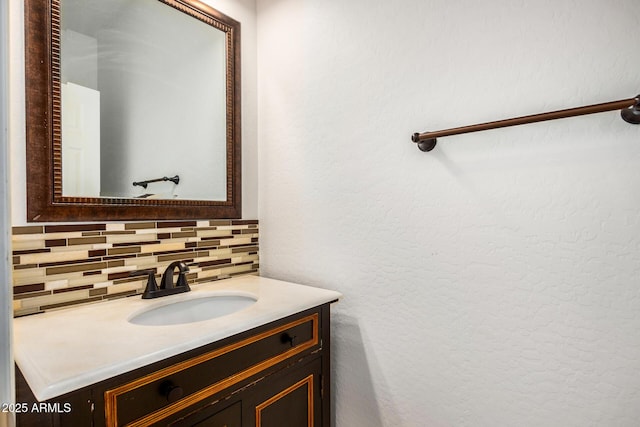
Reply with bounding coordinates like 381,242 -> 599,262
175,357 -> 322,427
16,304 -> 333,427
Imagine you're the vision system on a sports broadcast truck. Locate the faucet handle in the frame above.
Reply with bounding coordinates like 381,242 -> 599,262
130,269 -> 159,299
175,262 -> 191,290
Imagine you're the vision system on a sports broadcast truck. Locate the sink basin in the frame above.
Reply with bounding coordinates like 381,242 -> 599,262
128,293 -> 257,326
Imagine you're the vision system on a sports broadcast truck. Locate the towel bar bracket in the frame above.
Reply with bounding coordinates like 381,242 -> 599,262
412,134 -> 437,152
621,96 -> 640,124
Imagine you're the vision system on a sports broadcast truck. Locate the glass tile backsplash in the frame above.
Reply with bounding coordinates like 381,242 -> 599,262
11,220 -> 259,317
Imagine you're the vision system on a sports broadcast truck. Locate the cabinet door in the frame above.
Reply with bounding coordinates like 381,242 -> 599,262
246,358 -> 322,427
191,401 -> 242,427
168,400 -> 242,427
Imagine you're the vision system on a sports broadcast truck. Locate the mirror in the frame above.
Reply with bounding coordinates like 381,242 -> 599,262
25,0 -> 241,221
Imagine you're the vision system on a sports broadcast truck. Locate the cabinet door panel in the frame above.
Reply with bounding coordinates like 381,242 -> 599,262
249,358 -> 322,427
193,401 -> 242,427
256,378 -> 312,427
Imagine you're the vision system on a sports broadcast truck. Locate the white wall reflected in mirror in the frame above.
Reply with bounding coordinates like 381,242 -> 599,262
61,0 -> 228,201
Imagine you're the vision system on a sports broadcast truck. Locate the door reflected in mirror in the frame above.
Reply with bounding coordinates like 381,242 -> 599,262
61,0 -> 227,201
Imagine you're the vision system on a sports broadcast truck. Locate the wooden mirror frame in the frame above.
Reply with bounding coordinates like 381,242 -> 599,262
24,0 -> 241,222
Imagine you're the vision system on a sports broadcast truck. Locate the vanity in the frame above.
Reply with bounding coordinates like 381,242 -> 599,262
14,276 -> 341,426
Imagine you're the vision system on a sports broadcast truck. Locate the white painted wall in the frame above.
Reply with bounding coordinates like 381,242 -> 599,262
0,0 -> 15,425
8,0 -> 258,224
257,1 -> 640,426
7,0 -> 25,226
61,30 -> 98,90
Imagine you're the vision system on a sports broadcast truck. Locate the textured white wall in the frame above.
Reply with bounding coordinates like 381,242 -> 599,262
257,0 -> 640,426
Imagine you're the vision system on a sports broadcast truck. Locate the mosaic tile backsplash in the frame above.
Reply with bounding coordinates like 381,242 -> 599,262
12,220 -> 259,317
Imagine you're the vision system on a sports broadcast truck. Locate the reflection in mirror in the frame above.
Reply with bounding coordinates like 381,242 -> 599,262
61,0 -> 227,200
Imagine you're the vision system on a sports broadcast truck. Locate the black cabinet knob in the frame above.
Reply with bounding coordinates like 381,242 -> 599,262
281,332 -> 297,347
159,381 -> 184,403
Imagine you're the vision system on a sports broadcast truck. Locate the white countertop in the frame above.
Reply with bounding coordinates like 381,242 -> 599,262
13,275 -> 341,401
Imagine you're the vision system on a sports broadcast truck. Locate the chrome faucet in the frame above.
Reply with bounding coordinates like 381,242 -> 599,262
131,261 -> 190,299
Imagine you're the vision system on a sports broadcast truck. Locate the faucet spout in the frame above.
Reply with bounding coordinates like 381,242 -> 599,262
161,261 -> 190,291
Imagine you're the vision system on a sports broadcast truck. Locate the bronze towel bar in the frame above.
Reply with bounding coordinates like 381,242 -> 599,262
412,94 -> 640,152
